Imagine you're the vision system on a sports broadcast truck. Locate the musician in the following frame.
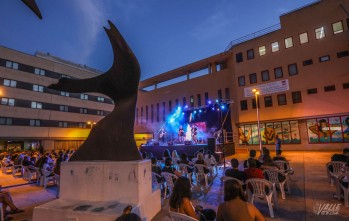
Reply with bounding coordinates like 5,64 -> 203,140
191,125 -> 198,144
159,128 -> 167,144
178,126 -> 185,143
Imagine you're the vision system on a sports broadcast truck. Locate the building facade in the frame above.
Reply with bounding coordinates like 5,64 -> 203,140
135,0 -> 349,150
0,46 -> 113,151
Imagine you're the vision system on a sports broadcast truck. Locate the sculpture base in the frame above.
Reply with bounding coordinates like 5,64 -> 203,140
33,160 -> 161,221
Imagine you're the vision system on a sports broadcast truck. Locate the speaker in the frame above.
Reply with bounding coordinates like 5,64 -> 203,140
153,142 -> 159,146
207,138 -> 216,153
184,141 -> 192,145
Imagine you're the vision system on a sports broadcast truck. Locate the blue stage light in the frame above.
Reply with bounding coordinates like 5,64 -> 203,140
208,100 -> 211,104
215,99 -> 219,103
193,110 -> 197,114
221,105 -> 225,109
199,110 -> 202,113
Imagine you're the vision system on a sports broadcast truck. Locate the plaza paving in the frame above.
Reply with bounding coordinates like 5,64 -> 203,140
1,151 -> 349,221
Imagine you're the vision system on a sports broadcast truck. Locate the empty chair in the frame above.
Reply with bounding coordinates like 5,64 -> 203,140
263,169 -> 288,199
246,178 -> 277,218
194,164 -> 210,187
168,211 -> 197,221
161,172 -> 178,199
41,169 -> 55,188
337,173 -> 349,207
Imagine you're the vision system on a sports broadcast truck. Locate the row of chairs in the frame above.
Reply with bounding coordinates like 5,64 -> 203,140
327,161 -> 349,207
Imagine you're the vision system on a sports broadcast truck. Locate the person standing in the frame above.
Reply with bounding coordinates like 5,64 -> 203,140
275,135 -> 282,152
178,126 -> 185,143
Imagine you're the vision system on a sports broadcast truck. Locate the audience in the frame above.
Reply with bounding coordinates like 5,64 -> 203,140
216,179 -> 265,221
244,158 -> 264,179
170,177 -> 216,221
244,150 -> 262,169
162,157 -> 182,177
225,158 -> 246,182
195,152 -> 210,174
0,185 -> 24,217
179,153 -> 194,174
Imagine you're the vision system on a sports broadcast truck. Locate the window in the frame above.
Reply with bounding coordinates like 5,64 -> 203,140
271,42 -> 279,52
80,94 -> 88,100
343,83 -> 349,89
252,98 -> 259,109
240,100 -> 248,111
303,59 -> 313,66
292,91 -> 302,103
204,93 -> 209,105
218,89 -> 222,100
60,105 -> 68,112
324,85 -> 335,92
319,55 -> 330,62
97,110 -> 104,116
5,61 -> 18,69
337,51 -> 349,58
332,21 -> 343,34
261,70 -> 269,82
0,117 -> 12,125
274,67 -> 283,79
3,79 -> 17,87
33,84 -> 44,92
288,63 -> 298,76
151,105 -> 154,123
162,102 -> 166,121
259,46 -> 266,56
238,76 -> 245,86
156,103 -> 159,122
59,122 -> 68,128
168,100 -> 172,112
299,32 -> 308,44
34,68 -> 45,76
29,119 -> 40,127
182,97 -> 186,107
80,108 -> 87,114
315,27 -> 325,39
79,123 -> 87,128
1,98 -> 15,106
247,49 -> 254,60
97,97 -> 104,102
249,73 -> 257,84
31,101 -> 42,109
190,96 -> 194,107
264,96 -> 273,107
225,88 -> 230,100
60,91 -> 69,97
277,94 -> 287,105
307,88 -> 317,94
175,99 -> 179,107
197,94 -> 201,106
285,37 -> 293,48
236,52 -> 243,63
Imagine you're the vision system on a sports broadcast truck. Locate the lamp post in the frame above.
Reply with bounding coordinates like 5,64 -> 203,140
87,121 -> 96,129
252,89 -> 263,155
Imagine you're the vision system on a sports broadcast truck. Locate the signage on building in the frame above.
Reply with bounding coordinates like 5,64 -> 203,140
244,79 -> 289,97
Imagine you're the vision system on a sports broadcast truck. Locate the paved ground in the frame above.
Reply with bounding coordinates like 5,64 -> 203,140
1,151 -> 349,221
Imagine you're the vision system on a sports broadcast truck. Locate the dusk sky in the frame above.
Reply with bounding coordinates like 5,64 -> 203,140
0,0 -> 316,80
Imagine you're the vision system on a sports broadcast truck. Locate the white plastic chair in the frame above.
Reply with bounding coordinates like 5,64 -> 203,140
152,172 -> 165,190
337,173 -> 349,207
220,176 -> 244,185
246,178 -> 277,218
23,166 -> 36,181
12,164 -> 23,177
0,202 -> 4,221
1,161 -> 12,174
193,164 -> 209,187
161,172 -> 178,199
169,211 -> 198,221
329,161 -> 346,186
178,164 -> 193,184
41,169 -> 56,188
263,169 -> 288,199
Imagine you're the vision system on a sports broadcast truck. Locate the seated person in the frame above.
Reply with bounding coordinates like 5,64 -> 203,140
205,150 -> 217,166
331,148 -> 349,162
162,149 -> 171,160
162,157 -> 182,177
2,155 -> 13,167
195,153 -> 209,174
53,151 -> 64,175
244,158 -> 264,179
243,150 -> 262,169
170,177 -> 216,221
225,158 -> 246,182
0,186 -> 24,215
260,149 -> 275,170
217,179 -> 265,221
151,157 -> 164,183
273,150 -> 287,161
179,153 -> 194,173
22,156 -> 36,172
172,150 -> 179,159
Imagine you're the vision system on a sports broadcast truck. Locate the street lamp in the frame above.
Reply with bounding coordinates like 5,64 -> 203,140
252,88 -> 263,155
87,121 -> 96,129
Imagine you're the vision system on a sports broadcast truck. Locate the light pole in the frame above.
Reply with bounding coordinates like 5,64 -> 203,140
252,89 -> 263,155
87,121 -> 96,129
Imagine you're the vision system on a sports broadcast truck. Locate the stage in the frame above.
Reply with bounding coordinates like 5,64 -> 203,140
139,144 -> 208,160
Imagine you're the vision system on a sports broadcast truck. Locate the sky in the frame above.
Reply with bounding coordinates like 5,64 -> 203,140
0,0 -> 316,80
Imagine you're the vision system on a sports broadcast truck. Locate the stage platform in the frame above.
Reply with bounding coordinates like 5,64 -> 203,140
140,144 -> 207,159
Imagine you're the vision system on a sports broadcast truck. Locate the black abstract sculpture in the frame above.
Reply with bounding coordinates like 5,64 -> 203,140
20,0 -> 142,161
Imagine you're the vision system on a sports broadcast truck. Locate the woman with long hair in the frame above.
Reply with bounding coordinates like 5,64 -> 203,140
217,179 -> 265,221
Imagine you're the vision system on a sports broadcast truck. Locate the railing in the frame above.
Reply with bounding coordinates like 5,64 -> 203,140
225,24 -> 281,52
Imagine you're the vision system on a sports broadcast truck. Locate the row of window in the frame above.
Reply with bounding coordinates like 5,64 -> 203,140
0,116 -> 90,128
236,20 -> 346,62
240,83 -> 349,111
0,97 -> 108,116
237,50 -> 349,86
136,89 -> 231,125
2,77 -> 110,103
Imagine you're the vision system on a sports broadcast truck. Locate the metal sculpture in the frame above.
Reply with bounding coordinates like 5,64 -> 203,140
20,1 -> 142,161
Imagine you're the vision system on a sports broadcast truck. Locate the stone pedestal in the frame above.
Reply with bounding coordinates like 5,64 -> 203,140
33,160 -> 161,221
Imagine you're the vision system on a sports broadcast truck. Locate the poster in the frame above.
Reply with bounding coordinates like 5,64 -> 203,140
307,119 -> 319,143
342,116 -> 349,142
329,117 -> 342,142
290,121 -> 301,143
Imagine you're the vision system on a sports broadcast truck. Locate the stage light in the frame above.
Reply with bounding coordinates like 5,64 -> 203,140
182,112 -> 185,115
215,99 -> 219,103
212,107 -> 215,111
217,108 -> 220,111
208,100 -> 212,104
221,105 -> 225,109
177,106 -> 181,110
185,105 -> 188,109
199,110 -> 202,113
193,110 -> 197,114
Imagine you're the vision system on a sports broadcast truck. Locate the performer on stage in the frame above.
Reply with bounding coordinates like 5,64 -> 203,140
178,126 -> 185,143
191,125 -> 198,144
159,128 -> 167,144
